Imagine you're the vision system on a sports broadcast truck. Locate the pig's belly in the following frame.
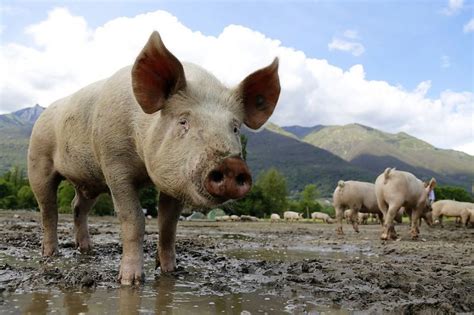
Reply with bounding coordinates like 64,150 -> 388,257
54,144 -> 108,199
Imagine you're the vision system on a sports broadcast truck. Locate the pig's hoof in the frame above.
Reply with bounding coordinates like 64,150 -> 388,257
119,268 -> 144,286
157,257 -> 177,272
42,244 -> 59,256
160,262 -> 176,273
76,238 -> 93,254
380,233 -> 389,241
335,228 -> 344,235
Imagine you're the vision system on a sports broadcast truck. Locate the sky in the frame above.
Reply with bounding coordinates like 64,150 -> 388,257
0,0 -> 473,155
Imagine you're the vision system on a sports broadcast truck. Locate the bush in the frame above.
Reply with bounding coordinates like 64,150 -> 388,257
17,185 -> 37,209
434,185 -> 473,203
91,193 -> 114,216
57,181 -> 75,213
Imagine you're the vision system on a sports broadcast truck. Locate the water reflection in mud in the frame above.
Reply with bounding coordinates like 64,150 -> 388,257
3,275 -> 349,314
223,244 -> 377,262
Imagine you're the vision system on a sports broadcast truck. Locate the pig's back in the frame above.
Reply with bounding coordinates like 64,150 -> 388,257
29,72 -> 118,191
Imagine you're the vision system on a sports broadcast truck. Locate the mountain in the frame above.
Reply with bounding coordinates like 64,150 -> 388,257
0,105 -> 44,173
282,125 -> 325,138
296,123 -> 473,191
242,128 -> 375,195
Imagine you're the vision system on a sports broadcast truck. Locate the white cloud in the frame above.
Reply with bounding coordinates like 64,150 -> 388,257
1,8 -> 473,155
343,29 -> 359,40
328,29 -> 365,56
441,0 -> 464,15
441,55 -> 451,68
463,18 -> 474,33
328,38 -> 365,56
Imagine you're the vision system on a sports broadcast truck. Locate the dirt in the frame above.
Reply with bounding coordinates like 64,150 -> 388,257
0,211 -> 473,314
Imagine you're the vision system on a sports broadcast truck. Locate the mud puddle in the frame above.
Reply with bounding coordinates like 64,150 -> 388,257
0,211 -> 473,314
1,285 -> 349,314
223,244 -> 377,263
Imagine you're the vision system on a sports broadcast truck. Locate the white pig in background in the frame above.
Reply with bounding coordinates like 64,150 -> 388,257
284,211 -> 303,221
375,168 -> 436,240
28,31 -> 281,285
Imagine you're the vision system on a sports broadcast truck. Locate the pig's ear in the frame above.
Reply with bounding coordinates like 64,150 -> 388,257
427,178 -> 437,191
132,31 -> 186,114
239,58 -> 281,129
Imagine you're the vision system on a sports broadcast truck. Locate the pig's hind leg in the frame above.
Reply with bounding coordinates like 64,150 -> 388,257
72,190 -> 97,253
381,203 -> 401,240
29,160 -> 62,256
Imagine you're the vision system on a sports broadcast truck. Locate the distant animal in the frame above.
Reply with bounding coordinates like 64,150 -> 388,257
283,211 -> 303,221
270,213 -> 281,222
375,168 -> 436,240
311,212 -> 334,224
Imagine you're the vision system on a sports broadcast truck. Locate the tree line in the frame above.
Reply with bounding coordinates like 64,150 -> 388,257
0,165 -> 472,218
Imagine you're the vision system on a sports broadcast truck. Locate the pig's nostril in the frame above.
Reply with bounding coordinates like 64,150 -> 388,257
235,174 -> 248,186
209,170 -> 224,183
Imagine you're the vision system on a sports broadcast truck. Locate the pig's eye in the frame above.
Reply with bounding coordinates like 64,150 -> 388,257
233,126 -> 240,135
178,118 -> 189,131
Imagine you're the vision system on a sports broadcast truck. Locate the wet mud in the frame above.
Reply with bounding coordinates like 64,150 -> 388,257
0,211 -> 473,314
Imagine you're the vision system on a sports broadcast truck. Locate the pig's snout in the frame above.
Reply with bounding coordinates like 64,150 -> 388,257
204,157 -> 252,201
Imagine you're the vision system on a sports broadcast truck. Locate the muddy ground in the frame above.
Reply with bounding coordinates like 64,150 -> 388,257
0,210 -> 473,314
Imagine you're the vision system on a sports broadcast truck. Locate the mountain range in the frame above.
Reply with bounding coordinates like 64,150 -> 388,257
0,105 -> 472,196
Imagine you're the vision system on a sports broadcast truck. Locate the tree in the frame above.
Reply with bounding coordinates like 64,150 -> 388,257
90,193 -> 114,216
17,185 -> 37,209
230,185 -> 267,217
299,184 -> 321,218
256,168 -> 288,215
434,185 -> 473,203
139,186 -> 158,217
57,181 -> 75,213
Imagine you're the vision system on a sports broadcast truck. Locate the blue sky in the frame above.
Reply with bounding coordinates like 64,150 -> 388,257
2,0 -> 473,97
0,0 -> 473,153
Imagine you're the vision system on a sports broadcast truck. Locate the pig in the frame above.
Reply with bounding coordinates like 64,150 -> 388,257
216,215 -> 230,222
402,207 -> 433,227
28,31 -> 281,285
333,180 -> 383,235
240,215 -> 259,222
283,211 -> 303,221
358,212 -> 369,225
230,215 -> 240,221
270,213 -> 281,222
375,168 -> 436,240
431,200 -> 474,227
343,209 -> 352,224
311,212 -> 334,224
463,208 -> 474,226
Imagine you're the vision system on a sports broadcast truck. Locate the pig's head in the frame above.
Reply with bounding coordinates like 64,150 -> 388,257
418,178 -> 437,211
132,31 -> 280,207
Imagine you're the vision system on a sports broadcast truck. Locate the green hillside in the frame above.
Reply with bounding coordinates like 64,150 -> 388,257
243,127 -> 375,196
0,105 -> 44,173
299,123 -> 473,191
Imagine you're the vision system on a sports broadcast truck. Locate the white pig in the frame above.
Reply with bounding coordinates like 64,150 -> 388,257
283,211 -> 303,221
28,31 -> 281,285
375,168 -> 436,240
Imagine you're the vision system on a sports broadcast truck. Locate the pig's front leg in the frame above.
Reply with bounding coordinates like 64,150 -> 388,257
109,183 -> 145,285
157,193 -> 183,272
410,208 -> 421,239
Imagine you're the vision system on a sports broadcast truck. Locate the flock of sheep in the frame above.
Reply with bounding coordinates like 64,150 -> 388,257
272,167 -> 474,241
